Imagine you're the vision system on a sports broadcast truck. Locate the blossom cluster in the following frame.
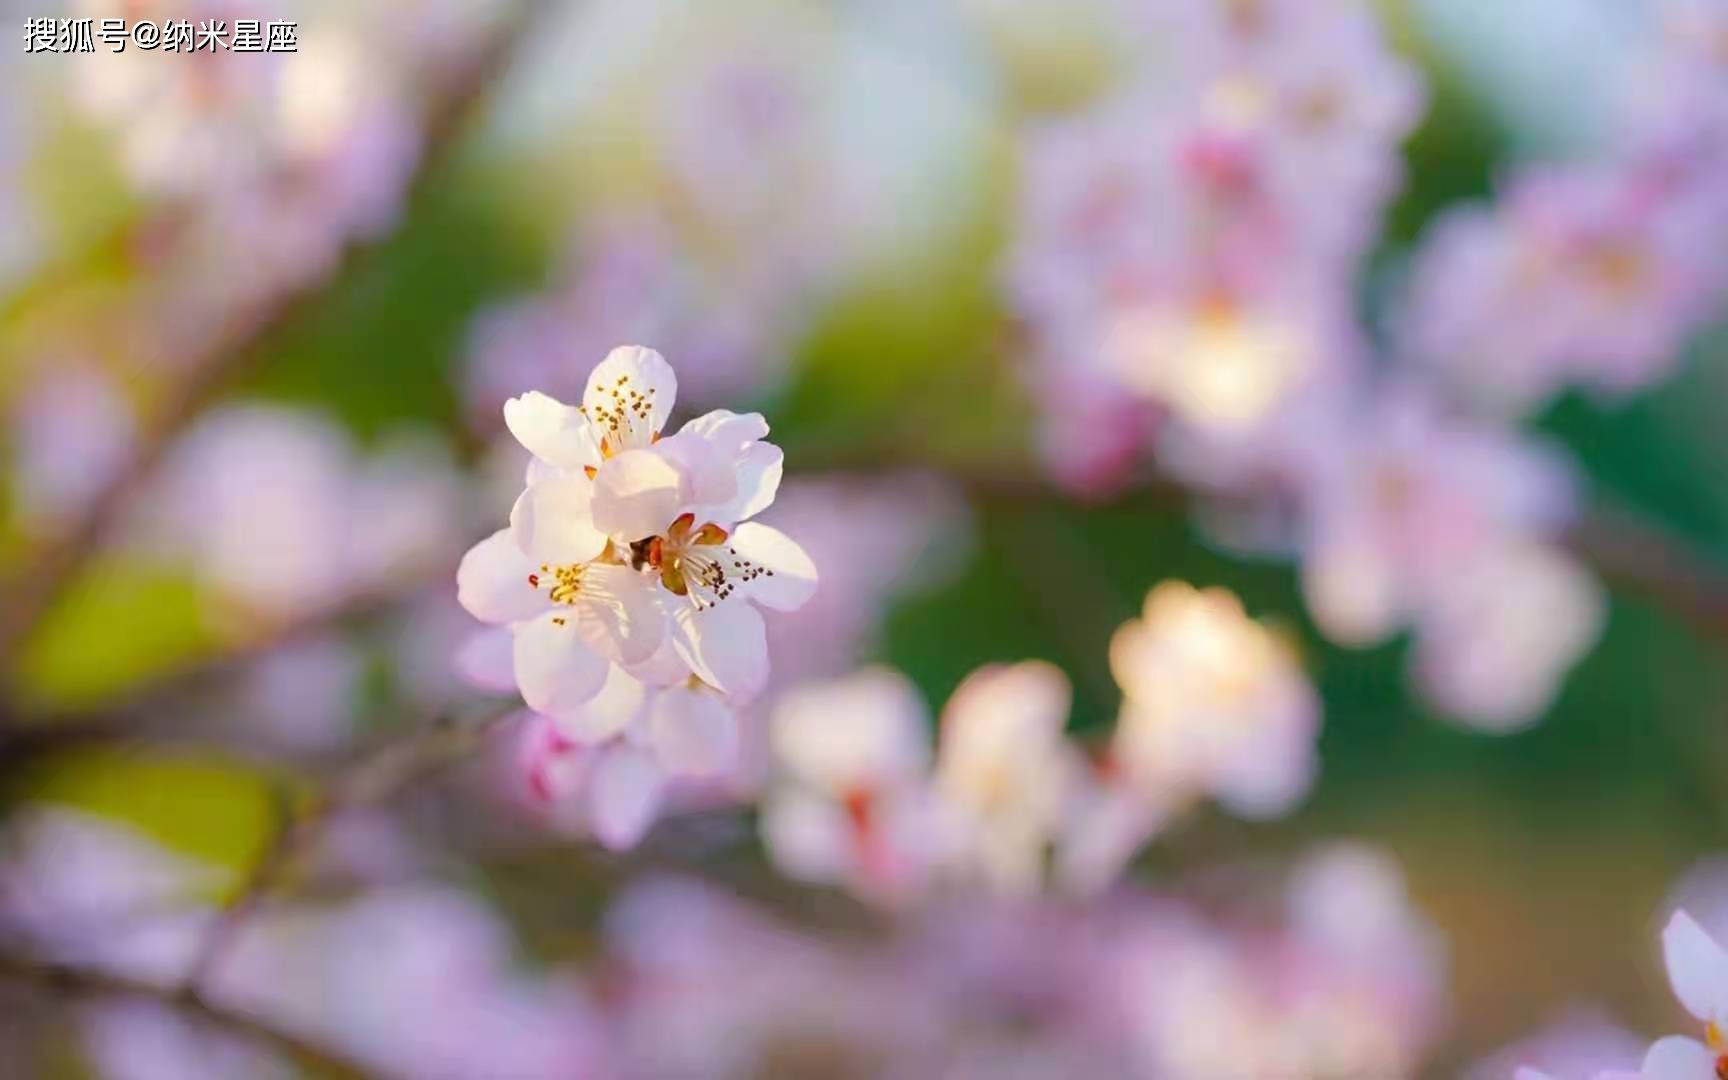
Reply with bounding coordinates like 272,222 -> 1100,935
1006,0 -> 1423,489
760,581 -> 1319,904
0,807 -> 1445,1079
597,845 -> 1444,1079
56,0 -> 502,322
464,29 -> 841,426
1004,0 -> 1634,730
458,346 -> 817,849
1399,0 -> 1728,416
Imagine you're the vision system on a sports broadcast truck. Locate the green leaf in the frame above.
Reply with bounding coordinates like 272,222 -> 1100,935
12,558 -> 224,712
12,746 -> 285,888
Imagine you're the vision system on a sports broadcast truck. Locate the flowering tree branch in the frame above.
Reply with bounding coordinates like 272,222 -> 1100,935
7,460 -> 1728,775
0,0 -> 546,683
0,951 -> 373,1080
1564,503 -> 1728,646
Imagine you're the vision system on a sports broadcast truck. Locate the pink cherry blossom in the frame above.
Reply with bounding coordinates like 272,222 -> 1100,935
1109,581 -> 1320,818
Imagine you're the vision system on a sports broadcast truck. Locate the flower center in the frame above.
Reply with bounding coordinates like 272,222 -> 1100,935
651,513 -> 736,609
635,512 -> 777,610
576,372 -> 658,457
529,563 -> 587,606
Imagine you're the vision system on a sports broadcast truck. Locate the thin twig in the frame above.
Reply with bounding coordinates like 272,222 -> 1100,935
181,786 -> 305,992
0,0 -> 546,677
0,950 -> 374,1079
1565,504 -> 1728,644
180,705 -> 520,995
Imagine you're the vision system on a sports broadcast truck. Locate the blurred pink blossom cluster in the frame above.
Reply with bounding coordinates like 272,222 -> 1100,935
464,37 -> 841,427
129,403 -> 468,625
1007,0 -> 1423,492
64,0 -> 443,310
596,843 -> 1444,1078
0,809 -> 1446,1078
1399,0 -> 1728,416
1006,0 -> 1620,731
760,580 -> 1318,905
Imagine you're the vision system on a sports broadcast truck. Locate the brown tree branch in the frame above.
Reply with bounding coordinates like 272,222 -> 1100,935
1564,504 -> 1728,645
182,705 -> 521,995
7,461 -> 1728,770
0,951 -> 374,1079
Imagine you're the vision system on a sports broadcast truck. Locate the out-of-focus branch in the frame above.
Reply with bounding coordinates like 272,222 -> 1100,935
798,454 -> 1728,643
0,579 -> 435,758
0,951 -> 373,1080
183,705 -> 520,994
0,1 -> 545,685
7,464 -> 1728,773
1565,504 -> 1728,644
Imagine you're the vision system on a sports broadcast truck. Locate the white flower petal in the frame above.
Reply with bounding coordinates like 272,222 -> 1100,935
626,635 -> 698,688
671,599 -> 768,701
653,429 -> 738,515
1664,910 -> 1728,1022
454,626 -> 517,693
677,408 -> 770,447
1639,1036 -> 1715,1080
591,448 -> 685,542
711,441 -> 783,526
664,411 -> 781,525
550,663 -> 648,744
582,346 -> 677,452
648,687 -> 738,777
504,391 -> 600,469
725,522 -> 817,612
510,474 -> 608,566
456,529 -> 546,625
568,563 -> 666,666
513,611 -> 610,716
586,744 -> 666,850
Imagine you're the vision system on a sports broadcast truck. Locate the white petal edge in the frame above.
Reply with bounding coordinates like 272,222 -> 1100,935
454,626 -> 517,693
567,563 -> 666,666
513,611 -> 610,716
587,744 -> 666,850
1664,910 -> 1728,1022
504,391 -> 600,469
582,346 -> 677,451
456,529 -> 546,625
510,473 -> 608,567
670,600 -> 768,702
649,687 -> 738,777
728,521 -> 817,612
1639,1035 -> 1714,1080
590,448 -> 686,542
549,662 -> 647,744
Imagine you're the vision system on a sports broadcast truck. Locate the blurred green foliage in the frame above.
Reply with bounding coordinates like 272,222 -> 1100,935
15,745 -> 283,887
